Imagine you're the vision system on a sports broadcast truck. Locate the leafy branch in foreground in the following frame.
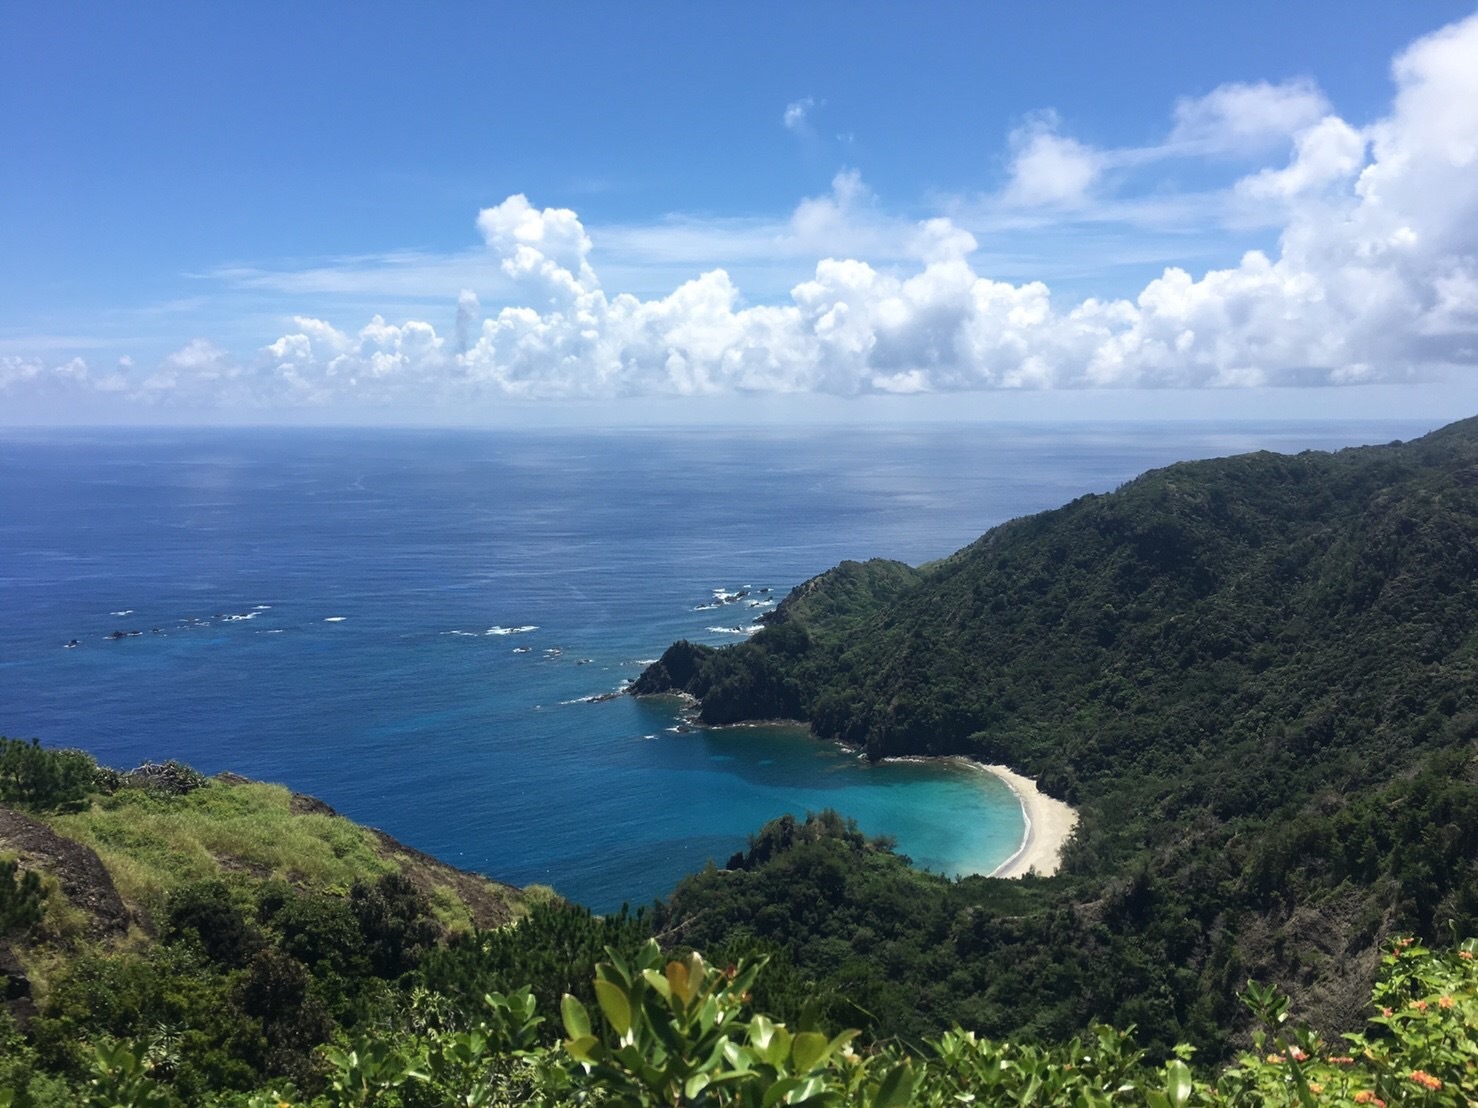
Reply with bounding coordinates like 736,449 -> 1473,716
65,936 -> 1478,1106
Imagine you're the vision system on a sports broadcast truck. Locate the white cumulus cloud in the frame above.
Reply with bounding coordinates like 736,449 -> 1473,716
9,13 -> 1478,413
1002,112 -> 1105,209
1236,115 -> 1367,200
1168,78 -> 1331,156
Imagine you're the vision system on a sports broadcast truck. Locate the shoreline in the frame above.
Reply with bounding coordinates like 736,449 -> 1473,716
877,755 -> 1078,878
979,763 -> 1078,878
634,692 -> 1078,879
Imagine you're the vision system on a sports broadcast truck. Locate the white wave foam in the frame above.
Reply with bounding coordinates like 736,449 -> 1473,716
110,609 -> 133,616
324,616 -> 347,622
485,624 -> 538,635
221,612 -> 259,622
253,604 -> 272,610
707,625 -> 760,636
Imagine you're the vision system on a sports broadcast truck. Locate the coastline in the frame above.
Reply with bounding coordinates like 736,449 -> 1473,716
637,691 -> 1078,879
980,763 -> 1078,878
877,755 -> 1078,878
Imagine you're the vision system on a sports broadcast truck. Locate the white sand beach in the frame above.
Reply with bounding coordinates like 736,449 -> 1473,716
983,764 -> 1079,878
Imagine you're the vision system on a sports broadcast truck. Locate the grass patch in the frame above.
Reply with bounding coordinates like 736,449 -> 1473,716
427,884 -> 476,934
45,779 -> 395,916
34,871 -> 90,944
513,883 -> 560,921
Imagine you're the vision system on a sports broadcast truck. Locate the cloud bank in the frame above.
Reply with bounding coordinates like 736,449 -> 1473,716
8,14 -> 1478,412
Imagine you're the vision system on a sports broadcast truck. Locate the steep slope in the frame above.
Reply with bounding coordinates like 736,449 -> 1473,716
635,416 -> 1478,1047
638,417 -> 1478,806
0,752 -> 542,1095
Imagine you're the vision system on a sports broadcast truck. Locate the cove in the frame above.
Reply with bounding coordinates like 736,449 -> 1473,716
0,423 -> 1419,912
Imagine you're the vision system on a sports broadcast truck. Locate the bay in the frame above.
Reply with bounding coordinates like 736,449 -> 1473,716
0,419 -> 1433,910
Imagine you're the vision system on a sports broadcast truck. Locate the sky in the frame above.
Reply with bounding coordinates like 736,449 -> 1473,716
3,1 -> 1478,425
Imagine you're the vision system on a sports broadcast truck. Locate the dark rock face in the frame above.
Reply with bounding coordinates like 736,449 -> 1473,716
287,791 -> 339,818
0,806 -> 131,938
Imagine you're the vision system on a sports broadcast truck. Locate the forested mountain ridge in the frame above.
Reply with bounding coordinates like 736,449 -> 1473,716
635,416 -> 1478,1046
638,417 -> 1478,776
636,417 -> 1478,799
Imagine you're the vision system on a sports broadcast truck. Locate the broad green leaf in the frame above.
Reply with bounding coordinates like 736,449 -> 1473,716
750,1014 -> 776,1050
791,1030 -> 828,1073
685,1071 -> 712,1100
594,977 -> 632,1037
871,1061 -> 917,1108
643,967 -> 673,998
763,1027 -> 794,1068
561,993 -> 591,1041
827,1030 -> 860,1060
762,1077 -> 804,1108
1164,1059 -> 1193,1108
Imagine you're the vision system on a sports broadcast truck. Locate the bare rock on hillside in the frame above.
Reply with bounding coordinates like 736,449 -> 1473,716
0,805 -> 131,939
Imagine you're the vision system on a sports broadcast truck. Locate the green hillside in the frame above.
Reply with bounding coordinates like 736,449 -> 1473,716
0,745 -> 556,1102
634,416 -> 1478,1049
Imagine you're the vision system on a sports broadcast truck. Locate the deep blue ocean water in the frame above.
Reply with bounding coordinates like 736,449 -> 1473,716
0,420 -> 1435,910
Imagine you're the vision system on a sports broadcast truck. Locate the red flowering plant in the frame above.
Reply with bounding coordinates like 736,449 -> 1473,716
1218,937 -> 1477,1106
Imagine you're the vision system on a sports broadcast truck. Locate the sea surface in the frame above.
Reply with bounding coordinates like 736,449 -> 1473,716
0,419 -> 1436,910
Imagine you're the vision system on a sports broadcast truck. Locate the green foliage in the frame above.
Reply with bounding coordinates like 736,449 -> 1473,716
53,936 -> 1477,1106
165,881 -> 265,968
413,897 -> 653,1031
348,872 -> 440,979
557,940 -> 874,1106
0,857 -> 45,936
84,1040 -> 176,1107
662,809 -> 1191,1049
259,884 -> 366,978
634,419 -> 1478,1048
1,757 -> 544,1105
0,738 -> 99,811
237,948 -> 335,1086
1218,938 -> 1478,1105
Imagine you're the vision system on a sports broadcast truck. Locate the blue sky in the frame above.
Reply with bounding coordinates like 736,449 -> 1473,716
3,1 -> 1477,423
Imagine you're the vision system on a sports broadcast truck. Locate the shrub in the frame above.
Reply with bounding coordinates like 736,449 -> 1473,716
0,738 -> 98,811
0,858 -> 44,936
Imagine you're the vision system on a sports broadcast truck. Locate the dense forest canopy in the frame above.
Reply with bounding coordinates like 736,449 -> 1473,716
635,416 -> 1478,1047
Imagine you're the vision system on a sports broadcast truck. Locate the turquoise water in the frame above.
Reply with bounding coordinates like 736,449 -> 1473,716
0,421 -> 1432,909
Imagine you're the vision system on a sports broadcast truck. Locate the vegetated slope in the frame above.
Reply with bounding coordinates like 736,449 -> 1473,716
0,747 -> 554,1099
636,416 -> 1478,1051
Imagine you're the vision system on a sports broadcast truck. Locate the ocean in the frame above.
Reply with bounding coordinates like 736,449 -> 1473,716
0,419 -> 1434,911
